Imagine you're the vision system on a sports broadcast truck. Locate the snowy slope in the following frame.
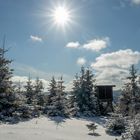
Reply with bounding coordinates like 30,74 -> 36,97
0,117 -> 120,140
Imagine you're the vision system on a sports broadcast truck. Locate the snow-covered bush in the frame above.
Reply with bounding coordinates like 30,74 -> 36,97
122,114 -> 140,140
106,114 -> 126,135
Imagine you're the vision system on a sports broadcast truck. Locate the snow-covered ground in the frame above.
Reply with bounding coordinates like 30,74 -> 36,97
0,117 -> 120,140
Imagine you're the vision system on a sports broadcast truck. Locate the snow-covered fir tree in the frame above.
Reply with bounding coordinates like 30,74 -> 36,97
0,43 -> 19,118
121,114 -> 140,140
34,77 -> 45,106
14,81 -> 26,108
119,65 -> 140,116
57,76 -> 67,116
46,76 -> 67,117
68,73 -> 80,116
34,77 -> 44,95
47,76 -> 57,105
70,67 -> 100,116
24,76 -> 35,105
84,67 -> 100,115
21,77 -> 44,118
75,66 -> 87,114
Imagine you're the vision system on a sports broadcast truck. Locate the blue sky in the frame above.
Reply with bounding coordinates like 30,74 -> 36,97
0,0 -> 140,90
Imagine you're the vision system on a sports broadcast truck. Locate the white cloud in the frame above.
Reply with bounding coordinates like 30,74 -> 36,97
131,0 -> 140,5
91,49 -> 140,89
77,57 -> 86,65
30,35 -> 43,42
83,37 -> 110,52
92,49 -> 140,69
66,42 -> 80,48
12,75 -> 49,92
66,37 -> 110,52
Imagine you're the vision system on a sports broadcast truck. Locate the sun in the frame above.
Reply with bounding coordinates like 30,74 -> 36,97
51,6 -> 71,27
53,7 -> 70,25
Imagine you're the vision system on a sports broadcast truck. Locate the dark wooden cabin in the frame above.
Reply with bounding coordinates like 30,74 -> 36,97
96,85 -> 115,114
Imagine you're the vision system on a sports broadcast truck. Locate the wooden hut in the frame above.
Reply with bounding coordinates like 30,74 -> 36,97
96,85 -> 115,114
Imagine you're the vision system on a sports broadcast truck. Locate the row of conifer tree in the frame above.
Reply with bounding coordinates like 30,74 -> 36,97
0,45 -> 140,123
0,46 -> 101,123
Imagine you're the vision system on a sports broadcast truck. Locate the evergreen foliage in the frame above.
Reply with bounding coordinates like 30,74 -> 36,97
69,67 -> 100,116
34,77 -> 45,106
119,65 -> 140,116
24,76 -> 35,105
47,76 -> 57,105
68,73 -> 80,116
46,76 -> 67,117
106,114 -> 126,135
0,39 -> 127,122
121,114 -> 140,140
0,45 -> 19,118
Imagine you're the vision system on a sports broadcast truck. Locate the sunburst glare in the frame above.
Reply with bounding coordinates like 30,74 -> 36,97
49,4 -> 74,30
52,6 -> 71,26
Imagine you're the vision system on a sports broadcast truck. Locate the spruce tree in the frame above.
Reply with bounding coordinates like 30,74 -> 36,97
76,66 -> 87,112
71,67 -> 99,116
0,44 -> 17,117
84,68 -> 95,112
24,76 -> 34,105
34,77 -> 44,106
119,65 -> 140,116
68,73 -> 80,116
34,77 -> 44,95
14,81 -> 26,109
55,76 -> 67,116
47,76 -> 57,105
47,76 -> 66,117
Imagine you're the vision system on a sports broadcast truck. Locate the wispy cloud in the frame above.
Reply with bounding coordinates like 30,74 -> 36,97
91,49 -> 140,89
66,37 -> 110,52
12,63 -> 72,84
83,37 -> 110,52
66,41 -> 80,48
30,35 -> 43,42
131,0 -> 140,5
77,57 -> 86,65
